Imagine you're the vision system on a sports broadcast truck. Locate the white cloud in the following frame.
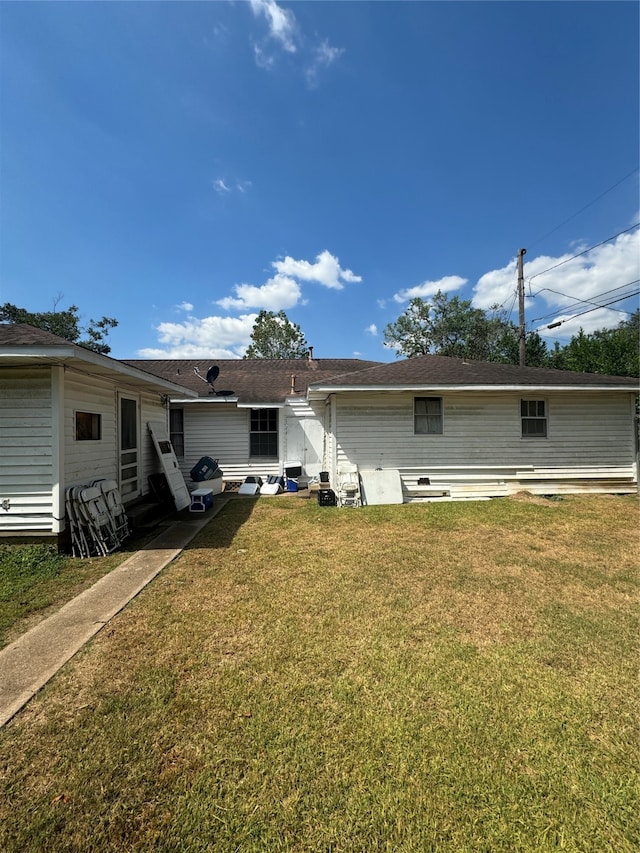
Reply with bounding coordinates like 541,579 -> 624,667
274,249 -> 362,290
248,0 -> 343,85
393,275 -> 467,304
142,248 -> 361,357
249,0 -> 297,53
216,274 -> 301,311
137,314 -> 258,359
473,229 -> 640,337
366,323 -> 378,336
213,177 -> 252,196
253,43 -> 275,69
305,40 -> 345,87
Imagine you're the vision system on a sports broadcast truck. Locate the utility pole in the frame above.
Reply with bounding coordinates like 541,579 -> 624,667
517,248 -> 527,367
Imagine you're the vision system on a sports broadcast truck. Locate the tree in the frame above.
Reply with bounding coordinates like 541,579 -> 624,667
548,312 -> 639,377
383,292 -> 491,359
244,310 -> 309,359
0,301 -> 118,354
382,290 -> 540,364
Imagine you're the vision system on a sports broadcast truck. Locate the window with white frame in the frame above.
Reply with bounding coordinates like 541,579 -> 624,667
414,397 -> 443,435
250,408 -> 278,457
170,408 -> 185,458
521,399 -> 547,437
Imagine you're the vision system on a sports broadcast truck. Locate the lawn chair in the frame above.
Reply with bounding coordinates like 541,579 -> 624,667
66,486 -> 91,558
92,479 -> 130,544
77,485 -> 119,556
336,464 -> 361,508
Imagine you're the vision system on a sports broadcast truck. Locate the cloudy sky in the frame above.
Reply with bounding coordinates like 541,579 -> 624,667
1,1 -> 638,360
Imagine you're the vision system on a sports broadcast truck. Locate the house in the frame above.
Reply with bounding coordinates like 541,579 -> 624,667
122,354 -> 383,486
0,324 -> 196,537
305,355 -> 639,499
1,322 -> 637,540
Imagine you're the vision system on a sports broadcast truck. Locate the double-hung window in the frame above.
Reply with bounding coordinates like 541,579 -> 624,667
414,397 -> 443,435
521,399 -> 547,438
250,408 -> 278,458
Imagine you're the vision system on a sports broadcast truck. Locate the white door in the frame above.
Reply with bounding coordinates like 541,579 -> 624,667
119,394 -> 141,501
285,415 -> 324,478
147,421 -> 191,511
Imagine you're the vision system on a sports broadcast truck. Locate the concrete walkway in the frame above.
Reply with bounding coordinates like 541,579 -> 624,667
0,500 -> 228,727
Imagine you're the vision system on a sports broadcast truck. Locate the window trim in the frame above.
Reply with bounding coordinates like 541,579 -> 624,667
521,398 -> 548,439
414,396 -> 444,436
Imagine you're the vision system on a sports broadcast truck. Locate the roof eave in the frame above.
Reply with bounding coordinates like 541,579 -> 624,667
307,383 -> 639,398
0,346 -> 198,397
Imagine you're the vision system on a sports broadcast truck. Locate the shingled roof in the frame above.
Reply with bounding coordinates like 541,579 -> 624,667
122,358 -> 384,404
0,323 -> 78,347
307,353 -> 639,392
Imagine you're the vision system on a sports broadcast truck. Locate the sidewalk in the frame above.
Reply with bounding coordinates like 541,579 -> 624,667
0,499 -> 229,727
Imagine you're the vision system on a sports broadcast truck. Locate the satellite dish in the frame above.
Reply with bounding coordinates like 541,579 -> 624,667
206,365 -> 220,385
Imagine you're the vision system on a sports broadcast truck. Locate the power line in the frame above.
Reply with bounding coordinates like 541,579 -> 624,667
528,223 -> 639,293
536,284 -> 640,329
530,282 -> 640,322
527,167 -> 639,251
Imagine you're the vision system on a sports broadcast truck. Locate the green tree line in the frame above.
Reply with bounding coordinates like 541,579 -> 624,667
383,291 -> 638,377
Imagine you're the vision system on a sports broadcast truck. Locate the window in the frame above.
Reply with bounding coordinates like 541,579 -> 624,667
170,408 -> 184,458
414,397 -> 443,435
75,411 -> 101,441
521,399 -> 547,437
250,408 -> 278,457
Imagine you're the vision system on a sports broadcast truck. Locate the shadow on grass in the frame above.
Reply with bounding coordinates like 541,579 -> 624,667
164,495 -> 259,553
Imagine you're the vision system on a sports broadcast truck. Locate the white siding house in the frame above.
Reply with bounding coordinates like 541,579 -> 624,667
0,326 -> 196,538
123,357 -> 382,487
308,356 -> 638,500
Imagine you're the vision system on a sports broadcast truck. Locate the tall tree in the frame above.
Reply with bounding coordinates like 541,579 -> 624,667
383,290 -> 547,363
548,312 -> 639,377
0,301 -> 118,354
244,310 -> 309,359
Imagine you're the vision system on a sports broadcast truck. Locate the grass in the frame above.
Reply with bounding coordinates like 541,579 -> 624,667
0,494 -> 638,851
0,531 -> 163,648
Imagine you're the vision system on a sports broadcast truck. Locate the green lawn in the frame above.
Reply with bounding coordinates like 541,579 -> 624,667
0,494 -> 638,852
0,531 -> 161,648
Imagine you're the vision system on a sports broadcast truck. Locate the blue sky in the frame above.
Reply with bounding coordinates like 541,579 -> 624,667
1,1 -> 638,361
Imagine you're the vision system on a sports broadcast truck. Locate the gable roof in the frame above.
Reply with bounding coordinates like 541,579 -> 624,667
0,324 -> 198,397
307,353 -> 639,397
123,358 -> 384,405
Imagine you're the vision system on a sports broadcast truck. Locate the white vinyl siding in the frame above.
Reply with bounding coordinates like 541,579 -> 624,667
65,376 -> 166,499
177,404 -> 282,482
139,392 -> 168,497
0,368 -> 54,532
64,373 -> 117,487
333,391 -> 636,499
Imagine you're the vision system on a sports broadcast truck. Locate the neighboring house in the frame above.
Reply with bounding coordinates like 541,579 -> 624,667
123,355 -> 383,485
306,355 -> 639,499
0,324 -> 196,537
